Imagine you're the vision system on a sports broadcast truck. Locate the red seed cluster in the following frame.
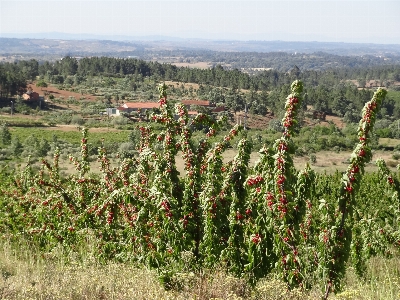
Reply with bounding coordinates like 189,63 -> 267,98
246,175 -> 264,186
252,233 -> 261,244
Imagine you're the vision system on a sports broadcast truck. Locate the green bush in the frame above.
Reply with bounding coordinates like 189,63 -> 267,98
71,115 -> 85,126
112,116 -> 128,126
1,107 -> 11,114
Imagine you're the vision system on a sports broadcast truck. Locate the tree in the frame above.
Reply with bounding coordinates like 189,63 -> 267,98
58,56 -> 78,76
38,138 -> 51,157
343,104 -> 360,124
10,136 -> 23,157
36,80 -> 48,91
357,78 -> 366,88
128,127 -> 140,149
0,123 -> 12,145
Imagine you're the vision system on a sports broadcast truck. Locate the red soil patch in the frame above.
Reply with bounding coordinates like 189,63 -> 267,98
233,112 -> 275,129
322,115 -> 346,129
28,83 -> 102,112
164,81 -> 201,90
30,84 -> 99,102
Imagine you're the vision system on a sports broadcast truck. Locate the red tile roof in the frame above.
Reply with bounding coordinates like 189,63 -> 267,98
182,100 -> 211,107
212,106 -> 225,113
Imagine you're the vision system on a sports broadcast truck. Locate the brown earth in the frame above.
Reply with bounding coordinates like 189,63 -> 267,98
320,115 -> 346,129
164,81 -> 201,90
233,111 -> 275,129
170,62 -> 212,69
30,84 -> 98,102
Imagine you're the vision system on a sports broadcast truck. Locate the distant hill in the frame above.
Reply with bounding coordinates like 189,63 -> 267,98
0,38 -> 141,55
1,37 -> 400,72
1,36 -> 399,57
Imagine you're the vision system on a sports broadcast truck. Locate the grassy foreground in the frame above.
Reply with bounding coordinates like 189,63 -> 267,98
0,241 -> 399,300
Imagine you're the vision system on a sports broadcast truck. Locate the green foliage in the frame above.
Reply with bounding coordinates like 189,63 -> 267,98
71,115 -> 85,126
36,80 -> 48,89
0,82 -> 398,300
0,123 -> 12,146
10,136 -> 23,157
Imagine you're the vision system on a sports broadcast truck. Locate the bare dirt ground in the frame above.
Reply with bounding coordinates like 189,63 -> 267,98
233,111 -> 275,129
171,62 -> 212,69
28,83 -> 100,112
346,79 -> 400,89
40,124 -> 121,132
324,115 -> 345,129
30,85 -> 98,102
164,81 -> 201,90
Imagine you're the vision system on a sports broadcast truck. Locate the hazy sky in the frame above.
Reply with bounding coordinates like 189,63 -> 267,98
1,0 -> 399,44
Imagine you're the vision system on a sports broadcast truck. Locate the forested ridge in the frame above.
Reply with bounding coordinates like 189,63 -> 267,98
2,55 -> 400,88
143,49 -> 400,71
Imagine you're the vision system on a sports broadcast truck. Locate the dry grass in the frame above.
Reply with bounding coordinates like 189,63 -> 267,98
0,241 -> 172,300
13,147 -> 398,181
173,149 -> 399,176
0,239 -> 400,300
379,138 -> 400,148
294,150 -> 399,174
42,148 -> 399,178
334,256 -> 400,300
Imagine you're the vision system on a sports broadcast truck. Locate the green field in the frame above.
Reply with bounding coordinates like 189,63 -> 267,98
8,126 -> 131,145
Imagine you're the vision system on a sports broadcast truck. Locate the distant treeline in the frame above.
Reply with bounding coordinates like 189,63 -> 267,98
1,55 -> 400,92
140,49 -> 400,72
35,56 -> 400,90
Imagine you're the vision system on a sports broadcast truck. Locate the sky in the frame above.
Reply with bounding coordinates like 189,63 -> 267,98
0,0 -> 399,44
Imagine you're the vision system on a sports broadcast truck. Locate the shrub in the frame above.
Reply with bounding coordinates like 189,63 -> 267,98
85,118 -> 101,128
71,115 -> 85,126
1,107 -> 11,114
0,123 -> 12,145
112,116 -> 128,126
392,152 -> 400,160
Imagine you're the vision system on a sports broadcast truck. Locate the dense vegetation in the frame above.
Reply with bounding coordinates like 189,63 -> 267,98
146,49 -> 400,71
0,82 -> 399,300
35,56 -> 400,89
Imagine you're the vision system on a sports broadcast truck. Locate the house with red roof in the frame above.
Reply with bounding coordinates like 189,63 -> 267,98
22,90 -> 40,101
112,102 -> 160,116
182,100 -> 225,113
181,100 -> 213,108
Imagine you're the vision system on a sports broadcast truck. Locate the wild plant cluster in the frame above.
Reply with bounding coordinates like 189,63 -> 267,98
0,81 -> 398,299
